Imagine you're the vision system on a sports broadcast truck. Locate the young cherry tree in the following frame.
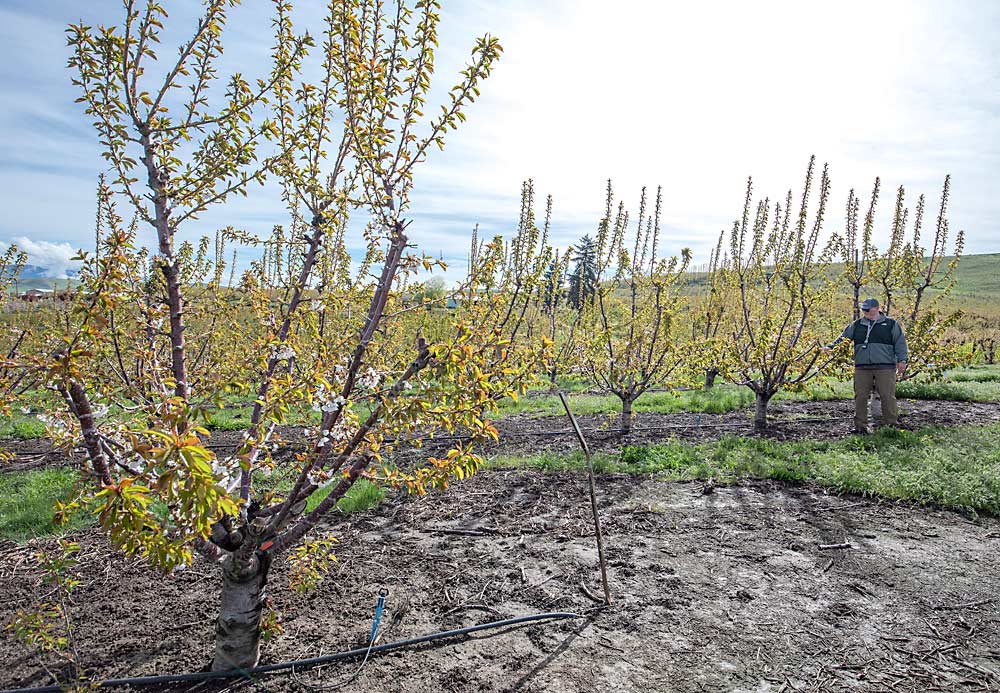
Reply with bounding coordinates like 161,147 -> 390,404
539,248 -> 576,389
861,176 -> 965,382
575,182 -> 692,435
717,157 -> 843,431
494,186 -> 573,389
974,329 -> 998,365
690,230 -> 728,389
0,244 -> 29,442
40,0 -> 547,672
840,178 -> 878,321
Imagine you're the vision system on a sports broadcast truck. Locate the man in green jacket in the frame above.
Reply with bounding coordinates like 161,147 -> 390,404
825,298 -> 908,433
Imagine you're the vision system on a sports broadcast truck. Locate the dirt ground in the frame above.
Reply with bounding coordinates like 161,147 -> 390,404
484,398 -> 1000,455
3,399 -> 1000,691
2,468 -> 999,692
7,398 -> 1000,474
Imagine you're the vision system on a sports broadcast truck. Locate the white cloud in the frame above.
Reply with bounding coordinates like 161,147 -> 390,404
0,237 -> 81,277
0,0 -> 996,273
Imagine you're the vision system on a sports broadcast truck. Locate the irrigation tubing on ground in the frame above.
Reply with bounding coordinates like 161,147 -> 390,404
2,611 -> 583,693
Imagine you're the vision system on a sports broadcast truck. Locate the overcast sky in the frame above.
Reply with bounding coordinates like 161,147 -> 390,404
1,0 -> 997,277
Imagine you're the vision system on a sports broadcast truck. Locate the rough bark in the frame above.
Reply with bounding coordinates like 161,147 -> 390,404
161,260 -> 188,399
754,391 -> 772,432
64,380 -> 113,486
621,396 -> 634,436
703,368 -> 718,389
141,131 -> 189,401
213,553 -> 270,672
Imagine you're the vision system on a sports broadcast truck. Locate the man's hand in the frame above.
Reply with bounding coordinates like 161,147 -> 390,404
896,361 -> 907,379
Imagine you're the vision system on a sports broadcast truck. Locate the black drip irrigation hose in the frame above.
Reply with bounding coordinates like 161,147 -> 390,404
3,611 -> 582,693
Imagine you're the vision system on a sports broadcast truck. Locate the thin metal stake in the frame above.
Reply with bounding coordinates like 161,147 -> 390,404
558,392 -> 611,605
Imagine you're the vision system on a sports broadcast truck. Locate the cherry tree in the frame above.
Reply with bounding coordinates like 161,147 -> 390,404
860,176 -> 965,381
575,182 -> 692,435
716,158 -> 842,431
33,0 -> 548,672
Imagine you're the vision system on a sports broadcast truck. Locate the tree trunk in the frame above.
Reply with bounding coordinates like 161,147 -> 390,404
213,553 -> 270,672
753,391 -> 771,432
621,397 -> 634,436
162,260 -> 189,400
703,368 -> 718,389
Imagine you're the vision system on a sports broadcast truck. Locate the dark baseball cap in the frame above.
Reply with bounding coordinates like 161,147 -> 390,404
861,298 -> 880,310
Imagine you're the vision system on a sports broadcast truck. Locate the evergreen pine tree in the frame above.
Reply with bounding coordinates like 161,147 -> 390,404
567,234 -> 597,310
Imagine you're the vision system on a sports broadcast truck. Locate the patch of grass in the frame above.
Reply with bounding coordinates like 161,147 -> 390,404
0,469 -> 93,541
633,388 -> 754,415
541,375 -> 592,394
489,425 -> 1000,515
204,407 -> 253,431
298,477 -> 385,514
947,365 -> 1000,383
950,372 -> 1000,383
0,466 -> 389,541
0,414 -> 47,439
896,380 -> 1000,403
771,370 -> 1000,404
813,428 -> 1000,514
254,467 -> 386,516
333,479 -> 385,514
783,380 -> 853,402
619,442 -> 701,475
495,370 -> 1000,421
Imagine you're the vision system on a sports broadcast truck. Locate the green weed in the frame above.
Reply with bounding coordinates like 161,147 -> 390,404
204,407 -> 252,431
333,478 -> 385,514
0,415 -> 47,439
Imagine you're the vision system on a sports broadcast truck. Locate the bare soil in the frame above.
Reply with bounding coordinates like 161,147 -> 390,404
483,398 -> 1000,456
2,469 -> 999,692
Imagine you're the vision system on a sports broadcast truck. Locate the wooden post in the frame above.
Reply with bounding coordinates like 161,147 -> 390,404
558,392 -> 611,606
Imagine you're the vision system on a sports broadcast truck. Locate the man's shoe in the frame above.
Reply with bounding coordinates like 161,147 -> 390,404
853,427 -> 870,435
